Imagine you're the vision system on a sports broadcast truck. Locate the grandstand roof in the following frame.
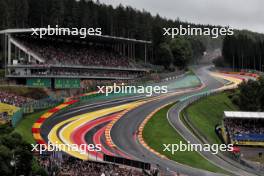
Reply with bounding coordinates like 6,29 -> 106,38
0,28 -> 152,44
224,111 -> 264,119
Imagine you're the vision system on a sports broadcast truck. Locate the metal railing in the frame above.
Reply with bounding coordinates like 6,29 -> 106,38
11,96 -> 63,127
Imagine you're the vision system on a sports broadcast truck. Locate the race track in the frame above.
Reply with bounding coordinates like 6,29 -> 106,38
39,65 -> 259,176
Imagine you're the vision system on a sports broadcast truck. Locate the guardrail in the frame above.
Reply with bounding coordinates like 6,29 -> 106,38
58,92 -> 136,115
11,96 -> 64,127
177,84 -> 264,174
179,81 -> 237,103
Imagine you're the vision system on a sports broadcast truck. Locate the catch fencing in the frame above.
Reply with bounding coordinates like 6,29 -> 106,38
11,96 -> 63,127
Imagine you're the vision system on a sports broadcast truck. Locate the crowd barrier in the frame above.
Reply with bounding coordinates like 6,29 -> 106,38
178,81 -> 264,174
11,96 -> 64,127
59,92 -> 135,114
103,154 -> 151,170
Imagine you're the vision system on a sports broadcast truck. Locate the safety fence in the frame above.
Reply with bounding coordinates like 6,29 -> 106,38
103,154 -> 151,170
177,87 -> 263,175
58,92 -> 136,115
80,92 -> 134,102
11,96 -> 64,127
13,91 -> 135,127
30,91 -> 138,145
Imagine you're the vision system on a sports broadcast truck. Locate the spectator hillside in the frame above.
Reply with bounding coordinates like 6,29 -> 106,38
0,91 -> 32,107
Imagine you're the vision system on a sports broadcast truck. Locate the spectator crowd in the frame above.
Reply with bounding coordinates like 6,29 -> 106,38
38,154 -> 157,176
0,91 -> 32,107
224,118 -> 264,141
9,37 -> 148,79
29,69 -> 138,78
19,39 -> 132,68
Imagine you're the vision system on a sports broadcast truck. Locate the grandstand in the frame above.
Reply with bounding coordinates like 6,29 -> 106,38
0,29 -> 152,89
223,111 -> 264,146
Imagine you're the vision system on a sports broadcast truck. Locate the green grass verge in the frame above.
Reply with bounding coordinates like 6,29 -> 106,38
14,109 -> 49,175
14,109 -> 48,144
142,103 -> 227,174
186,92 -> 237,144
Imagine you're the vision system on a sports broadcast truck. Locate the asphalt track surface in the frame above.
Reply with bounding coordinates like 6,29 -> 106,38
40,65 -> 258,176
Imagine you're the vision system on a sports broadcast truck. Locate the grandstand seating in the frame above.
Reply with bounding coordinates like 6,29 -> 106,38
39,155 -> 149,176
16,37 -> 132,68
224,115 -> 264,144
7,36 -> 148,80
234,134 -> 264,142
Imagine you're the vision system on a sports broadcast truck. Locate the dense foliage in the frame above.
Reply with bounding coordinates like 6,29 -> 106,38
222,34 -> 264,71
0,0 -> 223,69
230,77 -> 264,111
0,124 -> 35,176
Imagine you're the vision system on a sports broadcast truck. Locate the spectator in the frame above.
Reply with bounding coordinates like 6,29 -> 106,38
224,118 -> 264,141
18,39 -> 132,68
38,155 -> 148,176
0,91 -> 32,107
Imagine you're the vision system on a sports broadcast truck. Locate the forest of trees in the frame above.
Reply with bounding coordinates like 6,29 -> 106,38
222,33 -> 264,71
0,0 -> 223,69
0,124 -> 46,175
230,77 -> 264,112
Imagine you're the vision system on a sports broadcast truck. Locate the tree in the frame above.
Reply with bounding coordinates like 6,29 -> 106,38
0,0 -> 9,29
155,43 -> 173,69
238,80 -> 260,111
0,145 -> 12,175
48,0 -> 64,26
14,147 -> 33,176
28,0 -> 49,27
170,37 -> 193,69
222,34 -> 264,71
63,0 -> 78,27
17,0 -> 29,27
0,125 -> 34,176
151,25 -> 164,49
0,124 -> 13,134
258,77 -> 264,111
1,0 -> 250,68
188,37 -> 206,63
